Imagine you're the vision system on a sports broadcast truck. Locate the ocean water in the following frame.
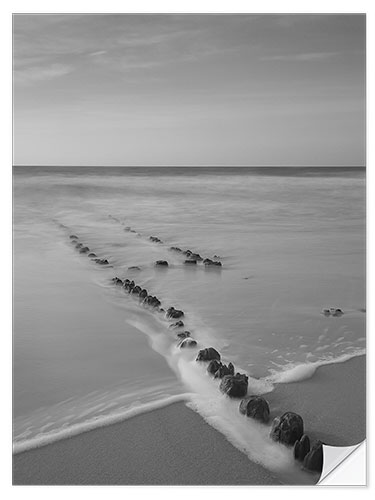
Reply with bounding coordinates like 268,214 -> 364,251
13,166 -> 365,483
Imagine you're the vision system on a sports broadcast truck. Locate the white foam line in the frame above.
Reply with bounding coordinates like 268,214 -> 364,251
13,394 -> 191,455
267,349 -> 365,384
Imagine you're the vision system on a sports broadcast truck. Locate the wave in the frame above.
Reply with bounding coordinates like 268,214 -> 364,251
13,394 -> 190,455
267,349 -> 365,384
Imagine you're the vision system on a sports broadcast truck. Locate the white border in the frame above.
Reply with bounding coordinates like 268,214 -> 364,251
1,1 -> 372,498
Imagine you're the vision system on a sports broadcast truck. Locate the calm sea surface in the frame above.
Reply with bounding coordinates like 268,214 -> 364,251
13,166 -> 365,482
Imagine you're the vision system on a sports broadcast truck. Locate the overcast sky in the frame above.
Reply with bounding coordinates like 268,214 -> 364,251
13,14 -> 365,166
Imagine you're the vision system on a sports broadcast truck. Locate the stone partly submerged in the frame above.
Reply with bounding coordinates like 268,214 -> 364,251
207,359 -> 222,375
169,320 -> 184,329
176,331 -> 191,339
178,338 -> 197,348
239,396 -> 270,423
303,440 -> 323,473
220,373 -> 248,398
196,347 -> 221,362
213,362 -> 235,379
293,434 -> 311,462
166,307 -> 184,319
270,412 -> 304,446
155,260 -> 168,266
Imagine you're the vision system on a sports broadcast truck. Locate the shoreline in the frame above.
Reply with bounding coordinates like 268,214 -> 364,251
13,354 -> 365,485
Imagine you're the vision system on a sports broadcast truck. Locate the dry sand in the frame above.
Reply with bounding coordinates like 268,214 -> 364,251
13,355 -> 365,485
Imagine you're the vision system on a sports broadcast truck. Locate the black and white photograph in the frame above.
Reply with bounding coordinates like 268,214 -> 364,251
11,12 -> 366,486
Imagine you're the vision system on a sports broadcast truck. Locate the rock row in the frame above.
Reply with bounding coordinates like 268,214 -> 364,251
63,224 -> 323,476
108,214 -> 222,267
195,346 -> 323,475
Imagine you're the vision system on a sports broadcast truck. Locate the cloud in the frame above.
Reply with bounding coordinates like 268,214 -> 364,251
14,63 -> 73,85
260,52 -> 337,62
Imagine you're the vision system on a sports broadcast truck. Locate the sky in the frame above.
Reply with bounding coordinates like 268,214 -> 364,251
13,14 -> 365,166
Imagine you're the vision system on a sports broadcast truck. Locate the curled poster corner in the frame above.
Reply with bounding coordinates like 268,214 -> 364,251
318,441 -> 366,485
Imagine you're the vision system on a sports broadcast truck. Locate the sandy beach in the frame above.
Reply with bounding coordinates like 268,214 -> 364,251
13,355 -> 365,485
267,355 -> 366,447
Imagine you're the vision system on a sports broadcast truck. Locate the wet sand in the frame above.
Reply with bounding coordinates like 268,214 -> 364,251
267,355 -> 366,447
13,355 -> 365,485
13,401 -> 280,485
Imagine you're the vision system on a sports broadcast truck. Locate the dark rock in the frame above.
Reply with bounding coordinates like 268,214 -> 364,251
112,277 -> 123,286
131,285 -> 142,295
69,235 -> 78,239
239,396 -> 270,423
294,434 -> 311,462
322,308 -> 331,316
189,253 -> 202,261
177,331 -> 191,339
170,247 -> 182,252
144,296 -> 161,308
155,260 -> 168,266
179,338 -> 197,348
166,307 -> 184,319
150,236 -> 162,243
71,239 -> 78,244
332,308 -> 343,317
79,247 -> 90,254
139,289 -> 148,299
94,258 -> 109,265
205,260 -> 222,267
184,250 -> 192,256
124,280 -> 135,291
214,362 -> 235,379
220,373 -> 248,398
196,347 -> 221,362
75,243 -> 83,249
303,441 -> 323,473
207,360 -> 222,375
88,253 -> 97,258
128,266 -> 141,271
203,258 -> 212,264
184,260 -> 197,265
169,320 -> 184,329
124,227 -> 131,231
270,412 -> 304,446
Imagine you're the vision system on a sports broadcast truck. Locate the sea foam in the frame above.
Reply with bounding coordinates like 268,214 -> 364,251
13,394 -> 190,455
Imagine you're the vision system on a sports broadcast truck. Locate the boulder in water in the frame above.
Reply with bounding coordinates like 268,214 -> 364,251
69,235 -> 78,239
166,307 -> 184,319
270,412 -> 304,446
112,277 -> 123,286
169,320 -> 184,329
207,359 -> 222,375
131,285 -> 142,295
179,338 -> 197,348
94,258 -> 109,265
177,331 -> 191,339
128,266 -> 141,271
239,396 -> 270,423
214,362 -> 235,379
196,347 -> 221,362
155,260 -> 168,266
184,259 -> 197,265
332,308 -> 343,317
79,247 -> 90,254
139,289 -> 148,299
88,253 -> 97,258
303,440 -> 323,473
294,434 -> 311,462
75,243 -> 83,249
170,247 -> 182,252
220,373 -> 248,398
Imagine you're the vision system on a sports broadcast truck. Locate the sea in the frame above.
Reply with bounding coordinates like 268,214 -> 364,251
13,166 -> 366,483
